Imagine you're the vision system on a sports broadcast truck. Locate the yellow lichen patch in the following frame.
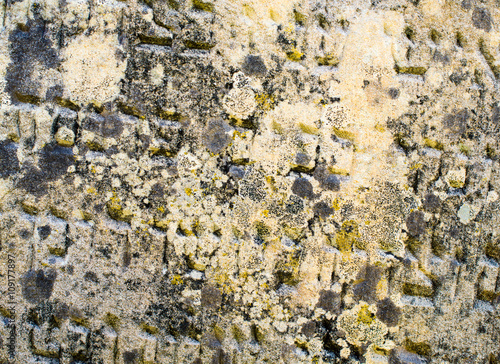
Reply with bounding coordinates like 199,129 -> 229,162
185,188 -> 193,196
286,48 -> 304,61
358,304 -> 375,325
335,220 -> 361,252
448,179 -> 464,189
106,201 -> 134,223
374,123 -> 386,132
394,65 -> 427,76
333,127 -> 356,141
332,198 -> 341,211
424,138 -> 444,151
459,143 -> 471,156
271,120 -> 284,133
404,338 -> 432,357
171,275 -> 184,285
275,251 -> 301,285
338,303 -> 387,347
298,122 -> 319,135
187,256 -> 206,272
255,93 -> 276,111
141,323 -> 159,335
402,282 -> 434,297
104,313 -> 120,331
192,0 -> 214,12
316,53 -> 339,66
265,175 -> 277,192
328,166 -> 350,176
50,206 -> 68,220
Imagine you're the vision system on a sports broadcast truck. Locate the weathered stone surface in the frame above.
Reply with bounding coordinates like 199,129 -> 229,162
1,0 -> 500,363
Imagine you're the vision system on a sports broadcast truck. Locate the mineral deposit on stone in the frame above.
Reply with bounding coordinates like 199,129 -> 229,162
0,0 -> 500,363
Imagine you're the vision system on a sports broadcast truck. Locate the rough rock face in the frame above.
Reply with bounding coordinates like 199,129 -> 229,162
0,0 -> 500,363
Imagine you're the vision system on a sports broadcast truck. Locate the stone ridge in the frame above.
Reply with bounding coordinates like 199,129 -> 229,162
0,0 -> 499,363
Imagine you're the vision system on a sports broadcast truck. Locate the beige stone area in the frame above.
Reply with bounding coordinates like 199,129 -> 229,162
0,0 -> 500,363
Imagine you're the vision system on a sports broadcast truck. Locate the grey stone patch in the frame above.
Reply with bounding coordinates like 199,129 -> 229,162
388,88 -> 400,99
101,115 -> 124,138
295,153 -> 311,166
300,321 -> 317,338
314,166 -> 341,191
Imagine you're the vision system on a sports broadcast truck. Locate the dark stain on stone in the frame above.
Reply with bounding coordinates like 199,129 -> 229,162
301,320 -> 317,338
228,165 -> 245,180
37,225 -> 51,240
285,194 -> 304,214
202,119 -> 231,154
353,264 -> 383,303
149,183 -> 165,199
54,302 -> 70,321
19,229 -> 32,239
388,88 -> 400,99
295,153 -> 311,166
45,84 -> 64,101
389,347 -> 426,364
0,140 -> 20,178
123,349 -> 140,364
292,177 -> 314,199
423,193 -> 440,213
443,109 -> 468,136
314,166 -> 340,191
316,289 -> 341,314
5,18 -> 59,102
211,348 -> 230,364
461,0 -> 472,9
82,114 -> 103,133
21,268 -> 57,304
242,55 -> 267,77
472,7 -> 492,32
201,285 -> 222,309
17,163 -> 48,195
313,201 -> 334,218
82,113 -> 124,138
376,298 -> 401,327
406,210 -> 426,237
84,271 -> 99,283
101,115 -> 124,138
38,143 -> 75,181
